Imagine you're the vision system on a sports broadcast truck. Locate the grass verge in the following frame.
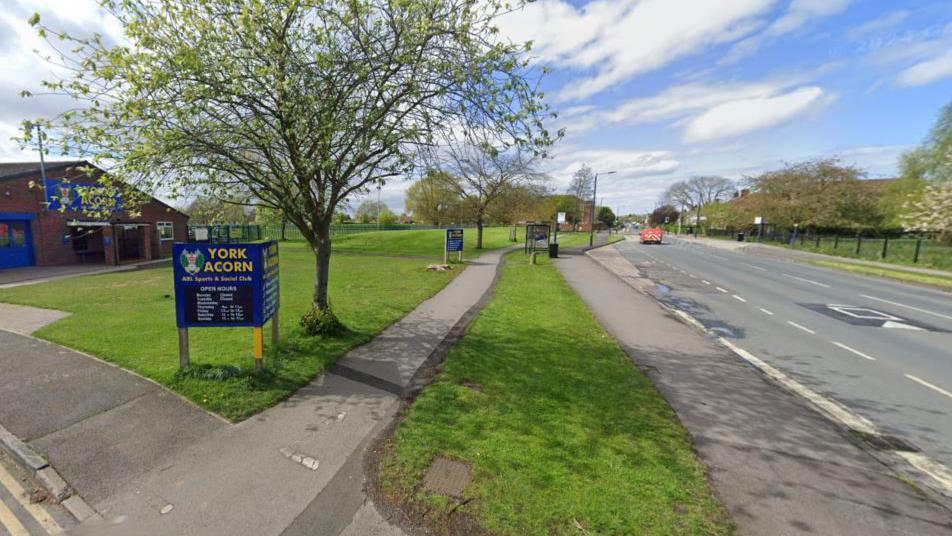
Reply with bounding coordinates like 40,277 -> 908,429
0,241 -> 457,420
377,253 -> 732,535
332,226 -> 520,257
808,260 -> 952,290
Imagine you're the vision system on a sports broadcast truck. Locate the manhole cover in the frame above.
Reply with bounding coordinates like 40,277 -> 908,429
422,456 -> 472,498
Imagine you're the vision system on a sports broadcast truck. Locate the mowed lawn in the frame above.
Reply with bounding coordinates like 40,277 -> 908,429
379,254 -> 733,535
333,226 -> 520,257
0,238 -> 480,420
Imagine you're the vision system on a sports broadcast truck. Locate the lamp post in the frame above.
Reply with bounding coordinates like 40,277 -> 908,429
589,171 -> 616,247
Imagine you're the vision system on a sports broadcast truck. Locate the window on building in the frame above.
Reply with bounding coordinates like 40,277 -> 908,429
157,222 -> 174,240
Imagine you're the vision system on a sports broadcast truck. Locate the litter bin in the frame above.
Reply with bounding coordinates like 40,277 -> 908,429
736,232 -> 746,242
548,243 -> 559,258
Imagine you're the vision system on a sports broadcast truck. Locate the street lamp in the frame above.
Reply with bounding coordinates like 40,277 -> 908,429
589,171 -> 616,247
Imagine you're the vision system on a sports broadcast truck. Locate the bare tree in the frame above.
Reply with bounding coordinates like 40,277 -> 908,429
566,164 -> 595,231
430,131 -> 546,248
662,176 -> 735,232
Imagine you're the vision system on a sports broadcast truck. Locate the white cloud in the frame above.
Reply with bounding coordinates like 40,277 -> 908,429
557,67 -> 835,144
895,49 -> 952,87
721,0 -> 851,64
497,0 -> 775,101
0,1 -> 123,162
550,149 -> 680,181
847,10 -> 910,41
683,86 -> 829,143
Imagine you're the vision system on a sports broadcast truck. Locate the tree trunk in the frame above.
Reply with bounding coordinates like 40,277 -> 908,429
312,222 -> 332,310
476,219 -> 484,249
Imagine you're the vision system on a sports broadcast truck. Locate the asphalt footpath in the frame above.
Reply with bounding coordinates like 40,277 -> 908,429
58,245 -> 511,536
554,247 -> 952,536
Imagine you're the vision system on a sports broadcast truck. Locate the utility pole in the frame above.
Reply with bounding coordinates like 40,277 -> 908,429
589,171 -> 616,247
35,124 -> 49,209
376,185 -> 381,231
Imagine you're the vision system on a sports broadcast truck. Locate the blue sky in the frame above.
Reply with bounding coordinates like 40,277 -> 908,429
1,0 -> 951,214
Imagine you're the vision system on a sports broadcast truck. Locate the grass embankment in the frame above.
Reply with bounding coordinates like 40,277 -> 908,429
0,237 -> 488,420
552,231 -> 624,249
378,254 -> 732,535
809,260 -> 952,290
333,226 -> 519,257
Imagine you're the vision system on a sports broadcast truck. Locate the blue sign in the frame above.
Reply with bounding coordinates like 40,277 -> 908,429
173,241 -> 279,328
45,179 -> 121,213
445,228 -> 464,252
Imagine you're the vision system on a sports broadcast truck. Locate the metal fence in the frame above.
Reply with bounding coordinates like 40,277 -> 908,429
698,227 -> 952,270
189,223 -> 485,243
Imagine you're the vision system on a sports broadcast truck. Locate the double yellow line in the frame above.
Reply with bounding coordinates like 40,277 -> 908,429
0,460 -> 62,535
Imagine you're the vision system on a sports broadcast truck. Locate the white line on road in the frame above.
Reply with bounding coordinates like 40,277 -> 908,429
833,342 -> 877,361
783,273 -> 831,288
745,264 -> 767,271
716,337 -> 877,434
0,460 -> 62,534
688,274 -> 697,279
759,308 -> 775,316
788,321 -> 816,334
860,295 -> 952,322
732,294 -> 747,303
716,287 -> 729,293
905,374 -> 952,400
701,280 -> 711,285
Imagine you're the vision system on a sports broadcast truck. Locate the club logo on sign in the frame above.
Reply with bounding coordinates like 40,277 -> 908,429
180,249 -> 206,276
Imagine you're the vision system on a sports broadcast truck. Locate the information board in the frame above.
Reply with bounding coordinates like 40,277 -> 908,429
173,241 -> 279,328
445,228 -> 464,252
525,224 -> 550,252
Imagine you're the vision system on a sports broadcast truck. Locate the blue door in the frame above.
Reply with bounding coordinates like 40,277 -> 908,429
0,216 -> 35,269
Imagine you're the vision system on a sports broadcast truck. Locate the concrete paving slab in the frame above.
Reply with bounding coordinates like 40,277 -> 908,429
0,331 -> 157,441
30,389 -> 225,505
0,304 -> 69,335
91,374 -> 401,536
555,249 -> 952,536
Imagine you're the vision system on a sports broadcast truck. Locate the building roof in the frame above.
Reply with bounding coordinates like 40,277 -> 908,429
0,159 -> 189,219
0,160 -> 90,181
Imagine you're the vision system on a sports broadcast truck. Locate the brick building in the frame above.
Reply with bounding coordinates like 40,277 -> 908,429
0,160 -> 188,269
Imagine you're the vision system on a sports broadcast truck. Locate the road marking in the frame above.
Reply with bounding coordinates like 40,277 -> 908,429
897,452 -> 952,494
0,497 -> 29,536
860,294 -> 952,322
701,280 -> 711,285
716,337 -> 877,434
0,460 -> 62,534
732,294 -> 747,303
905,374 -> 952,400
787,321 -> 816,334
783,273 -> 831,288
716,287 -> 728,293
688,274 -> 697,279
745,263 -> 767,271
659,293 -> 952,497
759,308 -> 774,316
833,342 -> 877,361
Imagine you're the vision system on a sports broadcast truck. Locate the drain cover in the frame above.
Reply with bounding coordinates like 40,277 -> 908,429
422,456 -> 472,498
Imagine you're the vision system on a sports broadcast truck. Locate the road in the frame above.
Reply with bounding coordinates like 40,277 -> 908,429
0,450 -> 74,535
615,236 -> 952,475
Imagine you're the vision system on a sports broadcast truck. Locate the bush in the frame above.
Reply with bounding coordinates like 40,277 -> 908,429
299,305 -> 344,336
